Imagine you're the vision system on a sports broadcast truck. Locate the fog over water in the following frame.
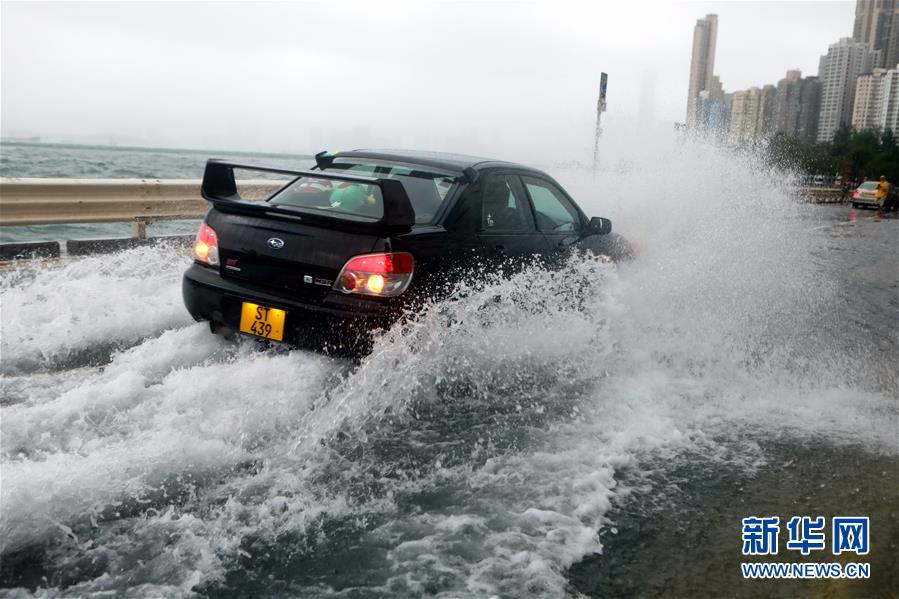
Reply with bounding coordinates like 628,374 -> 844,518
1,136 -> 896,596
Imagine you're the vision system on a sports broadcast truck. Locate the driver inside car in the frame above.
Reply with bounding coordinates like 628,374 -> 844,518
329,182 -> 381,216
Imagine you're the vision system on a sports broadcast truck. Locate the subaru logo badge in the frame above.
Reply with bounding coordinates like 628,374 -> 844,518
267,237 -> 285,250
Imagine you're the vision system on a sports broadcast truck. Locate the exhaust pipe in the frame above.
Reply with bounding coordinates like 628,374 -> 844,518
210,321 -> 236,338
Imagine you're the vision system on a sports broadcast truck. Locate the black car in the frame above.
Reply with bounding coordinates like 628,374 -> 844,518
183,149 -> 629,353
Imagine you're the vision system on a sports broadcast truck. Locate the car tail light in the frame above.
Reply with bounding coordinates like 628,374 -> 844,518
194,222 -> 219,266
627,238 -> 639,256
335,252 -> 414,297
853,190 -> 860,197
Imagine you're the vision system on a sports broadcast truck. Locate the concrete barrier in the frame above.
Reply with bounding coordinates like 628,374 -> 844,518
67,234 -> 193,256
0,241 -> 61,261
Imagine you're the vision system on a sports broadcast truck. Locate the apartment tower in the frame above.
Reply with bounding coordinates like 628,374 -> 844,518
728,87 -> 762,144
817,38 -> 878,141
854,0 -> 899,67
686,14 -> 719,126
851,64 -> 899,131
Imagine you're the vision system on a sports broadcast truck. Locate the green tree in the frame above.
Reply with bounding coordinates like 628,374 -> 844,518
764,128 -> 899,184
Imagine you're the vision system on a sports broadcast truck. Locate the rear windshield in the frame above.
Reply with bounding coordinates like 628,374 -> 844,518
269,175 -> 384,220
268,162 -> 458,224
859,181 -> 877,190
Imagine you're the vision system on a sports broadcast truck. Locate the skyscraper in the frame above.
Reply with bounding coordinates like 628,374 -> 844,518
755,85 -> 777,136
854,1 -> 892,51
696,88 -> 729,139
797,77 -> 822,141
851,64 -> 899,131
853,0 -> 899,67
817,38 -> 878,141
772,70 -> 822,142
773,70 -> 804,135
886,11 -> 899,68
881,68 -> 899,130
686,14 -> 718,126
852,68 -> 890,129
728,87 -> 762,144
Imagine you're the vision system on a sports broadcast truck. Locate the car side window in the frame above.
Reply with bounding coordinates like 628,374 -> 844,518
480,174 -> 533,232
522,176 -> 582,233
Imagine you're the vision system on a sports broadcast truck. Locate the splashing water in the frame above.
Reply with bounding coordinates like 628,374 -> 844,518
1,140 -> 897,597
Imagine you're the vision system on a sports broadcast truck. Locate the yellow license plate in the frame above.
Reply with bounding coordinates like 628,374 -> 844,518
239,302 -> 286,341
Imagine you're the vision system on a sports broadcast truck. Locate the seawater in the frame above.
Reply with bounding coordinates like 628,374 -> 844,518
0,141 -> 312,243
0,139 -> 897,597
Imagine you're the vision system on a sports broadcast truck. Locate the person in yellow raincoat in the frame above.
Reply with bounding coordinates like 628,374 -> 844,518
875,175 -> 889,202
875,175 -> 897,213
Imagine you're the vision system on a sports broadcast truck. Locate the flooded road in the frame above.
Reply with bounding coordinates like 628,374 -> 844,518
1,146 -> 897,597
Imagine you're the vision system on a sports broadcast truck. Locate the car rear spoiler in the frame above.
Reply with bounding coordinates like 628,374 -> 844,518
200,159 -> 416,231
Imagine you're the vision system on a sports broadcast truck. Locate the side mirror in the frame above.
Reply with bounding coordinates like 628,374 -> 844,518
588,216 -> 612,235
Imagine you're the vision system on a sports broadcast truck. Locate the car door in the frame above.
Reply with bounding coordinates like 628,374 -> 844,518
520,175 -> 586,264
474,172 -> 547,267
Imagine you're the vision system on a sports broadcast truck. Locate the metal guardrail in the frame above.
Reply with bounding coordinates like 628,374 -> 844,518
796,186 -> 844,203
0,178 -> 283,237
0,177 -> 286,260
0,178 -> 853,261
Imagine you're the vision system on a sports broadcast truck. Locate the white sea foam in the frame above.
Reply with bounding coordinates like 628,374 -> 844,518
0,243 -> 194,373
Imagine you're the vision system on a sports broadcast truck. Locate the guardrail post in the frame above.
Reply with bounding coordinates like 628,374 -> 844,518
131,219 -> 147,239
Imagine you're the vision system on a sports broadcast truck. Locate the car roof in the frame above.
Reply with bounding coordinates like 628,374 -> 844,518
333,148 -> 545,175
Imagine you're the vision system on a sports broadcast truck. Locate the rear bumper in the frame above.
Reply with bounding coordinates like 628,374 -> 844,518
182,262 -> 398,350
853,195 -> 883,207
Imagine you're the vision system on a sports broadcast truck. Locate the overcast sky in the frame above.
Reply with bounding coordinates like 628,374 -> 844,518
1,1 -> 854,161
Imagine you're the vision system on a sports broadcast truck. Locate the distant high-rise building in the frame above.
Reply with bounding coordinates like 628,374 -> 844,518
797,77 -> 822,141
817,38 -> 878,141
710,98 -> 731,135
686,14 -> 719,126
707,74 -> 725,103
882,67 -> 899,130
772,70 -> 821,141
773,70 -> 804,135
851,64 -> 899,131
695,74 -> 726,129
696,91 -> 712,129
756,84 -> 778,136
729,87 -> 762,144
854,1 -> 893,51
852,68 -> 890,128
725,84 -> 778,143
696,88 -> 730,138
854,0 -> 899,67
886,12 -> 899,68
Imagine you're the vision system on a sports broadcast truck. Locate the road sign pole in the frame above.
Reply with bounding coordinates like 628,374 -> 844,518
593,72 -> 608,180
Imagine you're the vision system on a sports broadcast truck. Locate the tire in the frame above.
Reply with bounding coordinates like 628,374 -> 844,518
852,203 -> 860,208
